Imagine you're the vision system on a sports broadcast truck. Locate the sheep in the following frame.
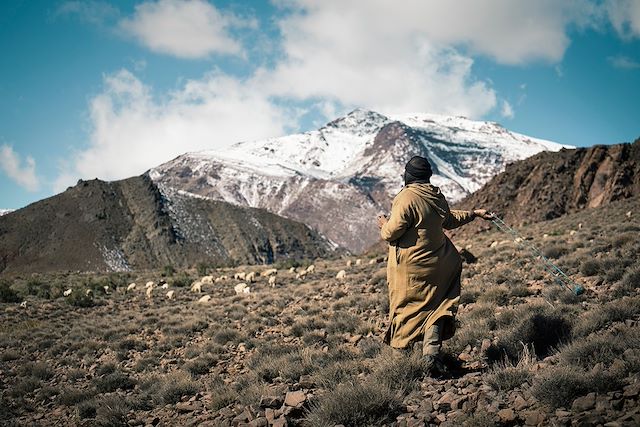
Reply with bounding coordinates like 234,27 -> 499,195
63,289 -> 73,297
201,276 -> 214,285
103,285 -> 110,294
127,283 -> 136,292
166,290 -> 175,300
234,272 -> 246,280
191,281 -> 202,293
85,289 -> 93,296
288,267 -> 296,273
197,295 -> 211,304
336,270 -> 347,280
369,258 -> 377,265
145,281 -> 154,289
234,283 -> 251,295
146,286 -> 154,299
355,259 -> 362,266
261,268 -> 278,277
346,260 -> 352,268
19,301 -> 27,308
306,264 -> 315,274
245,272 -> 257,283
268,276 -> 277,287
161,283 -> 170,289
296,270 -> 308,280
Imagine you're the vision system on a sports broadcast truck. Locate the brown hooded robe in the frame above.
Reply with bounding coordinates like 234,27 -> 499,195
381,183 -> 475,349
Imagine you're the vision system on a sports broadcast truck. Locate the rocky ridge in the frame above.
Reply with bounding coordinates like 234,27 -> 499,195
0,174 -> 334,275
453,138 -> 640,235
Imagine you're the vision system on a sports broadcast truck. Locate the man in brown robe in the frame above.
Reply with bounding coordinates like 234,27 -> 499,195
377,156 -> 494,367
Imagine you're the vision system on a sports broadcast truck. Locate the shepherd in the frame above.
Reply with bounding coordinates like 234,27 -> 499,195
377,155 -> 495,370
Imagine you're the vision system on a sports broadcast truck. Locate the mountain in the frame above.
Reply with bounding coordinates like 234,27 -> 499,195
453,138 -> 640,234
0,209 -> 13,216
0,175 -> 334,275
151,109 -> 567,252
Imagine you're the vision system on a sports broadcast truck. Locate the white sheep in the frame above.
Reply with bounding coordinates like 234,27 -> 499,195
355,259 -> 362,266
103,285 -> 110,294
306,264 -> 315,274
234,272 -> 246,280
166,290 -> 175,300
288,267 -> 296,273
191,281 -> 202,293
261,268 -> 278,277
197,295 -> 211,304
201,275 -> 214,285
145,281 -> 154,289
336,270 -> 347,280
234,283 -> 251,295
268,276 -> 277,287
245,272 -> 257,283
19,301 -> 27,308
63,289 -> 72,297
126,283 -> 136,292
85,289 -> 93,296
145,286 -> 154,299
296,270 -> 307,280
369,258 -> 377,265
346,260 -> 352,268
161,283 -> 170,289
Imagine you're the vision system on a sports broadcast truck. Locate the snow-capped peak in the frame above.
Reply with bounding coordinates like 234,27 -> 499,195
150,109 -> 571,252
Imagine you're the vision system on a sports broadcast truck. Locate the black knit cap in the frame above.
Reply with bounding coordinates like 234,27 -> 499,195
404,155 -> 432,184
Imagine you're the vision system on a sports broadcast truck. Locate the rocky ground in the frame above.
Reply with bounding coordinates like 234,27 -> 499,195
1,196 -> 639,426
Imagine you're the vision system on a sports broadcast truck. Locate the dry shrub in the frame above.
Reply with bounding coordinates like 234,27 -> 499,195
153,371 -> 199,404
371,350 -> 430,392
486,345 -> 535,391
489,304 -> 572,361
306,381 -> 403,427
560,327 -> 640,371
94,394 -> 129,427
572,296 -> 640,337
532,365 -> 623,409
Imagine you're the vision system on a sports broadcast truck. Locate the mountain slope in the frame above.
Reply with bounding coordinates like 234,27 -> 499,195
0,175 -> 334,275
151,109 -> 567,252
453,138 -> 640,234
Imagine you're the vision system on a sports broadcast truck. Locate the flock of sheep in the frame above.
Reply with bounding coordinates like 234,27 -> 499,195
58,258 -> 380,305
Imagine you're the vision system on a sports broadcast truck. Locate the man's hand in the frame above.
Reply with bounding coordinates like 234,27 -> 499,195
377,214 -> 388,229
473,209 -> 496,220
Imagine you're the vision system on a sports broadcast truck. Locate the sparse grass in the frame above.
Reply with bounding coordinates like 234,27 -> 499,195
94,394 -> 129,427
489,304 -> 573,361
156,371 -> 199,404
486,346 -> 535,391
572,296 -> 640,337
1,197 -> 638,426
372,350 -> 430,392
306,380 -> 403,427
94,371 -> 136,393
532,365 -> 623,409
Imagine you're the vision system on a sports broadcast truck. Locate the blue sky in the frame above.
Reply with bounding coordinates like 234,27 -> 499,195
1,0 -> 639,210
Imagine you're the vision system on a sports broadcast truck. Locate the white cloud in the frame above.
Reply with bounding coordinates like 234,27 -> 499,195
119,0 -> 253,59
58,1 -> 619,190
608,55 -> 640,69
500,100 -> 514,119
0,145 -> 40,192
54,69 -> 287,191
605,0 -> 640,38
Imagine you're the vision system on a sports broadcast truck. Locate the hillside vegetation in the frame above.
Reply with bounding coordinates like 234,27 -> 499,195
0,196 -> 639,426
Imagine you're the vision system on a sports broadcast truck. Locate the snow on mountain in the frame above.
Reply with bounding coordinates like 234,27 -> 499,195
151,109 -> 569,252
0,209 -> 14,216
